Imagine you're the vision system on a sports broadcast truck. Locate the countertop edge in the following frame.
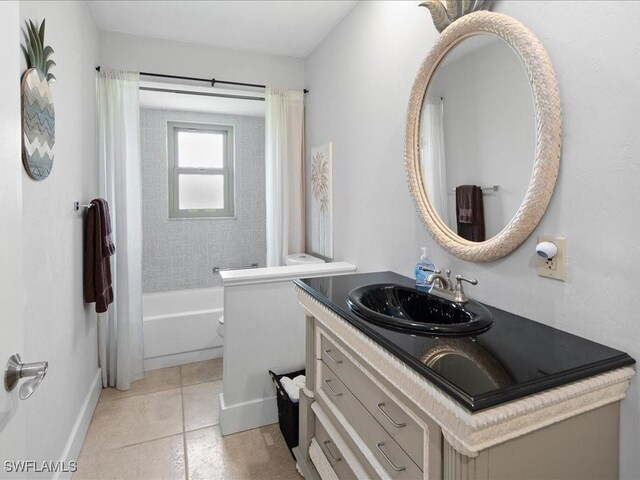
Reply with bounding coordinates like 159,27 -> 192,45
221,262 -> 356,286
295,284 -> 636,457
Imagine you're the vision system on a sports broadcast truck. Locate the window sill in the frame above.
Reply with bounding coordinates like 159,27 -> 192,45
167,216 -> 237,221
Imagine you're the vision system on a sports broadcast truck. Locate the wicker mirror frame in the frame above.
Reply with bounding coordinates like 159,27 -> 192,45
406,11 -> 561,262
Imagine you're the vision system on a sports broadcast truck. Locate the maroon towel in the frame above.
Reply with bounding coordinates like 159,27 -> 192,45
84,198 -> 115,313
456,185 -> 485,242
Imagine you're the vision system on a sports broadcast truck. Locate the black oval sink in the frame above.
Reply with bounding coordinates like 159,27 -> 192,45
347,283 -> 493,336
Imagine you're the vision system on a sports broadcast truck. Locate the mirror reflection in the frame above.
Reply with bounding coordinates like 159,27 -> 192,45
421,338 -> 514,392
420,34 -> 535,241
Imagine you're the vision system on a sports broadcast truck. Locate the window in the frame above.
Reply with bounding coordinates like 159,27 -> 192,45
168,122 -> 235,218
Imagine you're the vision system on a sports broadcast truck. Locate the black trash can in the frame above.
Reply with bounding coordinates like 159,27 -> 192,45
269,368 -> 305,457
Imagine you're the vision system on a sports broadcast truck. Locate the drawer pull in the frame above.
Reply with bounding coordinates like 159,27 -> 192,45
323,379 -> 343,397
376,442 -> 406,472
323,440 -> 342,462
324,349 -> 343,364
376,402 -> 406,428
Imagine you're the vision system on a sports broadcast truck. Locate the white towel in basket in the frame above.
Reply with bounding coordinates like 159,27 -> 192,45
281,375 -> 306,402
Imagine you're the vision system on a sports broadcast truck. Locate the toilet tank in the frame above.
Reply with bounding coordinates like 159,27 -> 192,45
284,253 -> 325,266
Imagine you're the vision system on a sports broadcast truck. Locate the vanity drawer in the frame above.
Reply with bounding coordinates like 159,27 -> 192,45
321,334 -> 424,466
320,364 -> 423,479
314,417 -> 357,479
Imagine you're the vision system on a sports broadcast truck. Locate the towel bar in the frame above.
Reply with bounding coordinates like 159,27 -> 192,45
213,263 -> 258,273
74,201 -> 93,211
449,185 -> 500,192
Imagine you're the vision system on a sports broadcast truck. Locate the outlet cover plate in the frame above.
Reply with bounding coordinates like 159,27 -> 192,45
537,235 -> 566,281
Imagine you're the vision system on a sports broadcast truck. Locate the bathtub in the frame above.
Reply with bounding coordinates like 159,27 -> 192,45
142,287 -> 224,370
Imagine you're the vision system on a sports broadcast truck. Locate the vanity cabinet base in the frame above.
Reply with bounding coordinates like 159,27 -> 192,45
293,446 -> 321,480
296,289 -> 630,480
447,402 -> 619,480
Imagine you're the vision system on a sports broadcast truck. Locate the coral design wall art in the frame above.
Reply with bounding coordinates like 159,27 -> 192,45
310,142 -> 333,259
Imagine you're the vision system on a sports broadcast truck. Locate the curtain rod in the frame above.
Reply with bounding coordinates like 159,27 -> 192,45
140,86 -> 265,102
95,66 -> 309,94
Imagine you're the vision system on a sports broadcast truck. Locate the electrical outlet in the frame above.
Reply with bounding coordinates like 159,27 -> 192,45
544,255 -> 557,271
537,236 -> 566,281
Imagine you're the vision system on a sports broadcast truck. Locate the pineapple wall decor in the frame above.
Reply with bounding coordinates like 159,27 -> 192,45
420,0 -> 492,33
21,19 -> 56,181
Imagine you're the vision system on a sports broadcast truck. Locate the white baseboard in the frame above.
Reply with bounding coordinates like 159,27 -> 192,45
145,346 -> 223,371
54,368 -> 102,480
218,392 -> 278,436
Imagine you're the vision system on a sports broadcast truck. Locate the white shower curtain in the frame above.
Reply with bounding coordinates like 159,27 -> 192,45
96,68 -> 145,390
265,87 -> 305,266
422,98 -> 449,225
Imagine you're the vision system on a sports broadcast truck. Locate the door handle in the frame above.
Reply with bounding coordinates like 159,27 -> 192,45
4,353 -> 48,400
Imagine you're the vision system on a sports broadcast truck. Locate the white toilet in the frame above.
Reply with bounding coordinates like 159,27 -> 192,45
284,253 -> 325,266
217,315 -> 224,338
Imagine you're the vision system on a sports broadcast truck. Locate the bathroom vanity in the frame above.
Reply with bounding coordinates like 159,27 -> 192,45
292,272 -> 635,480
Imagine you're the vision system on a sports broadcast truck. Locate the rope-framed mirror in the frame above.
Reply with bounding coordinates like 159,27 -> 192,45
405,11 -> 561,262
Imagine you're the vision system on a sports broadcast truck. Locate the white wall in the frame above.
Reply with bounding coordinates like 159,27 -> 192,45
98,30 -> 305,90
19,1 -> 100,473
219,262 -> 356,435
220,280 -> 306,435
304,1 -> 640,476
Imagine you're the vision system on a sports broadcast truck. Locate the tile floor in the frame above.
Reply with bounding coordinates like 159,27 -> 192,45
74,358 -> 301,480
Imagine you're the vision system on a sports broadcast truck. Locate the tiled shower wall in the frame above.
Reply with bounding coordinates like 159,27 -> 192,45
141,108 -> 266,293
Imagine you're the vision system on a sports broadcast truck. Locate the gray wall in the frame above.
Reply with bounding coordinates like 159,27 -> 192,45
19,0 -> 100,471
141,108 -> 266,292
304,1 -> 640,476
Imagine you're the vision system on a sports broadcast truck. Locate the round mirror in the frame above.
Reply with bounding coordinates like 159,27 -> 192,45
406,12 -> 561,262
420,34 -> 535,241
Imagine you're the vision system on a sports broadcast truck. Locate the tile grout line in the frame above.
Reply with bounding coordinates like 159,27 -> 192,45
81,362 -> 223,478
182,379 -> 222,434
183,424 -> 220,435
98,383 -> 181,404
181,375 -> 224,389
180,366 -> 190,480
99,360 -> 222,404
80,431 -> 186,458
184,419 -> 221,435
80,386 -> 185,460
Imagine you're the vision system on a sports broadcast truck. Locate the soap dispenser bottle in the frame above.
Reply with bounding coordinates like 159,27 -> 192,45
415,247 -> 435,286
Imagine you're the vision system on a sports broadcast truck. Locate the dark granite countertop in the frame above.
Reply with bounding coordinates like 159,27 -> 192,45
295,271 -> 635,412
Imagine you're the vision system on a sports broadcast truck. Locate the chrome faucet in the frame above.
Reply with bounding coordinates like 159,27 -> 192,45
426,269 -> 453,291
421,266 -> 477,304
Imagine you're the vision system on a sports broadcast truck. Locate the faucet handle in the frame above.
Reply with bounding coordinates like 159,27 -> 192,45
455,275 -> 478,286
420,266 -> 441,274
453,275 -> 478,303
